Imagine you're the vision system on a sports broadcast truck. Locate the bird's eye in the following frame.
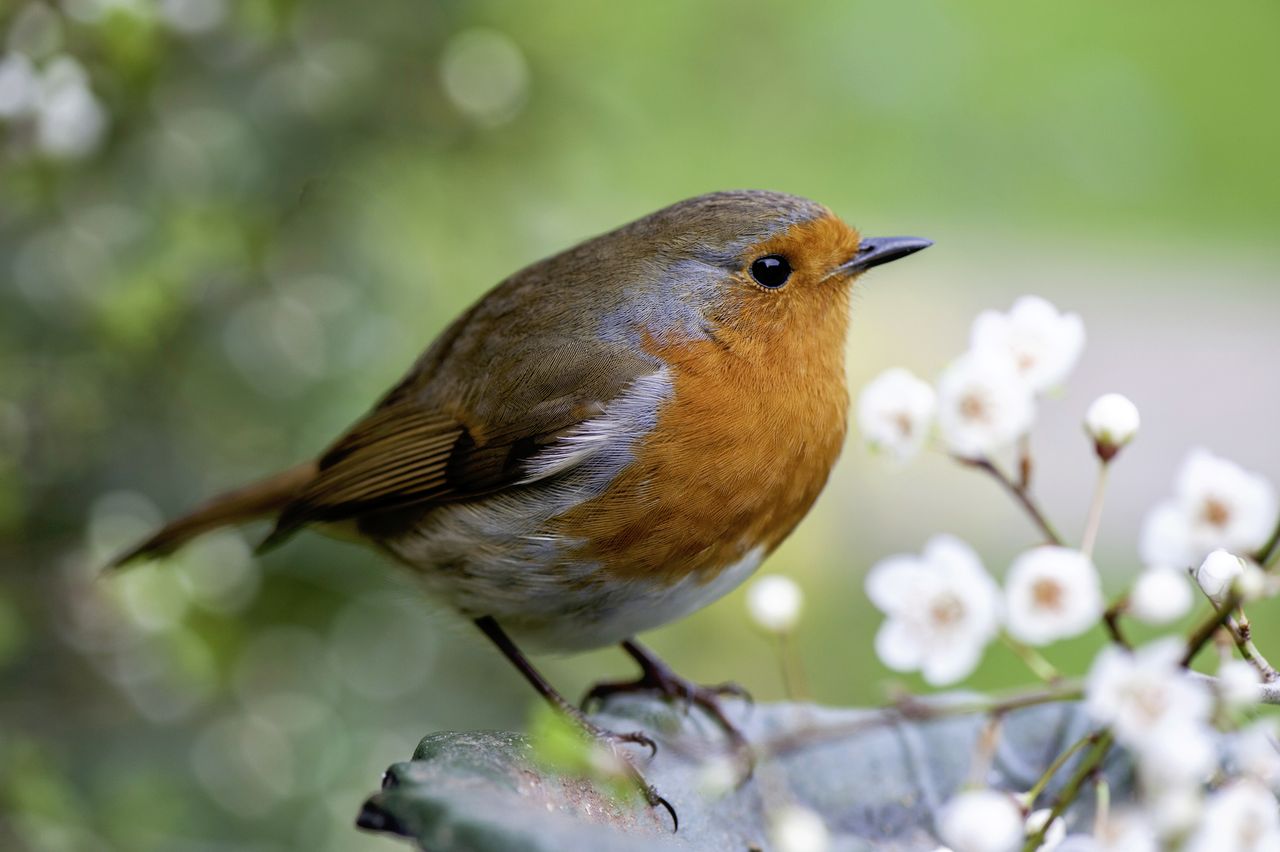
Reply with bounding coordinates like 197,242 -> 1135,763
749,255 -> 791,289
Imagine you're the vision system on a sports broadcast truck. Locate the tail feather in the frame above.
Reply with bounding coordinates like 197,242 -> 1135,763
107,461 -> 319,570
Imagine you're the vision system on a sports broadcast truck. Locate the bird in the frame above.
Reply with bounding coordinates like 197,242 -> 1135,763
110,189 -> 930,827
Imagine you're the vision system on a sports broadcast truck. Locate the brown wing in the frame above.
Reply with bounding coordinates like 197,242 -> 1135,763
259,340 -> 660,551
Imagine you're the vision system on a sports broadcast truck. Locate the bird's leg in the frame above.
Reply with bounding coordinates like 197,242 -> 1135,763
583,639 -> 752,757
472,616 -> 677,830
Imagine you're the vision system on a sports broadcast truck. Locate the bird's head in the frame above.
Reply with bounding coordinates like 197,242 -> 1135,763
601,190 -> 930,361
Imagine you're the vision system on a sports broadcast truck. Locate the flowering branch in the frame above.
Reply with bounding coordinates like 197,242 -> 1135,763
958,456 -> 1064,546
852,296 -> 1280,850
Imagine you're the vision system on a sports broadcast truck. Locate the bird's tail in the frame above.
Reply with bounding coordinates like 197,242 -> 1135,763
106,461 -> 319,570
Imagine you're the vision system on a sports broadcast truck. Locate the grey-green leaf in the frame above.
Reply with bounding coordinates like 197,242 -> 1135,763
358,696 -> 1132,851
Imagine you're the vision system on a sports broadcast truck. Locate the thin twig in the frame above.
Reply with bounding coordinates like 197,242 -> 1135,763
1255,517 -> 1280,569
1102,596 -> 1132,649
755,682 -> 1084,760
1017,434 -> 1033,490
1094,777 -> 1111,837
1080,462 -> 1111,559
1228,610 -> 1279,682
1024,730 -> 1100,805
1022,731 -> 1114,852
777,632 -> 811,701
958,456 -> 1065,546
1001,632 -> 1062,683
1182,589 -> 1242,667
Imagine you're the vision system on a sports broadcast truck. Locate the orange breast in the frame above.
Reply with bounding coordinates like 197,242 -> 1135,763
553,220 -> 855,584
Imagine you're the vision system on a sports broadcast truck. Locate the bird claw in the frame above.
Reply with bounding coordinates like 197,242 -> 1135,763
599,728 -> 658,759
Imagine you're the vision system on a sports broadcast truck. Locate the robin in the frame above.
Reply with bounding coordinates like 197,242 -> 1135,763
111,190 -> 929,826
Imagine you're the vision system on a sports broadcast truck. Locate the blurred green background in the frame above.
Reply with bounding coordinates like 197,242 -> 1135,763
3,0 -> 1279,849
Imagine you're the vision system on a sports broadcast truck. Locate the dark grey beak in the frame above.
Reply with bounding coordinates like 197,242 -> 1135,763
839,236 -> 933,275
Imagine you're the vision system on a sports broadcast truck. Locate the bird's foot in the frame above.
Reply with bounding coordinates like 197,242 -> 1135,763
557,700 -> 676,829
582,642 -> 753,777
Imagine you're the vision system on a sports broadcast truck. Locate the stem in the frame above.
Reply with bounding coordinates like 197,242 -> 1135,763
1002,632 -> 1062,683
1080,462 -> 1110,559
1227,611 -> 1280,682
778,632 -> 811,700
1094,778 -> 1111,836
1102,596 -> 1133,649
968,715 -> 1004,787
1181,589 -> 1242,667
1022,731 -> 1114,852
1256,517 -> 1280,569
959,456 -> 1065,546
1024,731 -> 1100,805
1018,434 -> 1033,490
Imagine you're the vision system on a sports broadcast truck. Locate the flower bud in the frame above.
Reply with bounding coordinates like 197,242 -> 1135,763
1196,550 -> 1245,604
746,575 -> 803,634
1084,393 -> 1140,461
768,803 -> 830,852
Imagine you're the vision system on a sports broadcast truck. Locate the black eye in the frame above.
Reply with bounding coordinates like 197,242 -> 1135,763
749,255 -> 791,289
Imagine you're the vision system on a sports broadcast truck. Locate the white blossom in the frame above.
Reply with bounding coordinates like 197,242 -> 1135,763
1196,550 -> 1250,604
1230,720 -> 1280,785
970,296 -> 1085,393
768,804 -> 831,852
1218,660 -> 1263,710
938,789 -> 1023,852
439,29 -> 530,126
1084,393 -> 1140,457
1055,813 -> 1158,852
1145,783 -> 1204,838
1004,547 -> 1103,646
1085,639 -> 1213,750
936,352 -> 1035,459
1135,719 -> 1218,791
1025,808 -> 1066,850
746,575 -> 803,634
857,367 -> 937,462
0,52 -> 38,119
1127,567 -> 1192,625
160,0 -> 228,35
34,55 -> 107,159
1140,449 -> 1278,570
1184,780 -> 1280,852
866,535 -> 1001,686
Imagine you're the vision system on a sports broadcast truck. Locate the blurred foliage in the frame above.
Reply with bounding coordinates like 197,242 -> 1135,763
2,0 -> 1279,850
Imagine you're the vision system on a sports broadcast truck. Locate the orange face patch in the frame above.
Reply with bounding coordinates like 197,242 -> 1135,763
552,214 -> 860,585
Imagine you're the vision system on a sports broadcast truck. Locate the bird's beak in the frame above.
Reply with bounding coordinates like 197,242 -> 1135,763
837,236 -> 933,276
